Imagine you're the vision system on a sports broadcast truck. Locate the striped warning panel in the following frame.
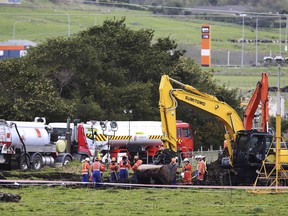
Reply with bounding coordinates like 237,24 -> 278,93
148,135 -> 162,139
95,134 -> 107,141
109,136 -> 132,140
86,133 -> 107,141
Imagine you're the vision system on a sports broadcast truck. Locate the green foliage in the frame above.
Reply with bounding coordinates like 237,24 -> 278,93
0,57 -> 73,121
269,117 -> 288,136
0,17 -> 243,149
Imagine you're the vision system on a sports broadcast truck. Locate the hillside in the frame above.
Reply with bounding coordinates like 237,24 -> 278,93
2,1 -> 288,91
1,0 -> 287,67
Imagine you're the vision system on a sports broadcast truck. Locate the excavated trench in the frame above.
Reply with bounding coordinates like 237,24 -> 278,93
0,171 -> 81,182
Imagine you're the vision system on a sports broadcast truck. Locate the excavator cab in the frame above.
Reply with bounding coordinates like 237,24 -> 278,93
227,130 -> 273,184
233,130 -> 273,165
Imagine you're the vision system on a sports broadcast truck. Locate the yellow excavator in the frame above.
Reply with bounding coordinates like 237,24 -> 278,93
137,75 -> 274,185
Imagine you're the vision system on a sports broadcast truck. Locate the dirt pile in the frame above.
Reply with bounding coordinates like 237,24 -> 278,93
1,171 -> 81,182
0,192 -> 21,202
206,159 -> 237,186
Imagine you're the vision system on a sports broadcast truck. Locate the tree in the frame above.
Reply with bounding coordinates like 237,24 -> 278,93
72,18 -> 185,121
0,57 -> 73,121
0,18 -> 242,150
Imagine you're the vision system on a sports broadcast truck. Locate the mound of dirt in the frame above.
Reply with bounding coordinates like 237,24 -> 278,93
1,171 -> 81,182
0,192 -> 21,202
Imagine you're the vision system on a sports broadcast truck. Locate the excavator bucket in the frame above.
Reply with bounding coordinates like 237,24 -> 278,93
136,164 -> 177,184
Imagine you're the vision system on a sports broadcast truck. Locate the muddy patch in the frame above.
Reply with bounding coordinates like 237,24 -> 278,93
0,192 -> 21,202
1,171 -> 81,182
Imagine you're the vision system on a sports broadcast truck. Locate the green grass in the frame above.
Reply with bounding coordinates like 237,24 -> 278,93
0,1 -> 286,55
0,186 -> 287,215
214,74 -> 288,91
209,66 -> 288,91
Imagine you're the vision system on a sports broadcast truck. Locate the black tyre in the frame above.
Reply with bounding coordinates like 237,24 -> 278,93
20,154 -> 30,171
63,155 -> 72,166
32,154 -> 43,170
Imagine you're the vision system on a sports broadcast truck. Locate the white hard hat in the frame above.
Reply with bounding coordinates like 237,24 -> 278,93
183,158 -> 189,162
85,157 -> 90,161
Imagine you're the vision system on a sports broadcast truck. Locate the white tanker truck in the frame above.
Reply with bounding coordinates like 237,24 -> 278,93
0,118 -> 72,170
95,120 -> 193,163
49,120 -> 194,164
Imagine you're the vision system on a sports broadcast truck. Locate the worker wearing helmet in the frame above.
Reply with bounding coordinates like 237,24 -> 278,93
119,155 -> 131,183
81,157 -> 91,184
109,157 -> 119,183
132,155 -> 143,183
91,157 -> 106,188
182,158 -> 192,184
197,156 -> 206,184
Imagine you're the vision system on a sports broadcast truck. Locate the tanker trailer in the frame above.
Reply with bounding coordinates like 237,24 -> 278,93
48,120 -> 194,164
91,120 -> 194,164
0,119 -> 72,170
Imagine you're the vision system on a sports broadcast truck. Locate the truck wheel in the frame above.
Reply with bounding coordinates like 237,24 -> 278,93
63,155 -> 72,166
32,154 -> 43,170
20,154 -> 30,171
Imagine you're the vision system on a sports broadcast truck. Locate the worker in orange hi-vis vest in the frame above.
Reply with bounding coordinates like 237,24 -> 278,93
109,157 -> 119,183
119,155 -> 131,183
91,157 -> 105,188
132,156 -> 143,183
81,157 -> 91,183
198,156 -> 206,185
182,158 -> 192,184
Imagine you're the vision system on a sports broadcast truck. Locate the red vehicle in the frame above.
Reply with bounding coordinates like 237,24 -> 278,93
49,120 -> 194,164
91,120 -> 193,164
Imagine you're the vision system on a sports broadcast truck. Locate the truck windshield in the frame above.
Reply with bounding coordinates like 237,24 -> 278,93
177,127 -> 191,138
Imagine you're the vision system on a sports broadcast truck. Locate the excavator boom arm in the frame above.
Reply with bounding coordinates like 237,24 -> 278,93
159,75 -> 178,152
159,75 -> 245,157
243,73 -> 269,132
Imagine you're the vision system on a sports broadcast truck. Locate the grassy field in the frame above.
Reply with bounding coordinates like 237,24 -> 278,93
1,156 -> 288,215
0,0 -> 286,55
1,186 -> 288,215
1,2 -> 288,104
214,74 -> 288,91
